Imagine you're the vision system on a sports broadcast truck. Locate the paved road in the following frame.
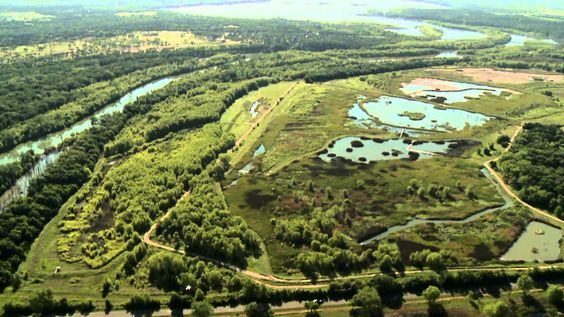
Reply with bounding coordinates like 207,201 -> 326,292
78,285 -> 561,317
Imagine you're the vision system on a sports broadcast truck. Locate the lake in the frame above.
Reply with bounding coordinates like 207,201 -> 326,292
318,137 -> 456,163
506,34 -> 529,47
172,0 -> 487,40
435,25 -> 486,41
505,34 -> 559,47
172,0 -> 447,22
361,96 -> 492,131
348,101 -> 427,137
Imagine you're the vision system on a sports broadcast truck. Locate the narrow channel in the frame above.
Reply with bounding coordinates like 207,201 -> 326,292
0,150 -> 61,210
0,75 -> 182,209
360,167 -> 514,245
0,76 -> 178,165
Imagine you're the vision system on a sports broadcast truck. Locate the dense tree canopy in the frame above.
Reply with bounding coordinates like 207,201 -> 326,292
498,123 -> 564,218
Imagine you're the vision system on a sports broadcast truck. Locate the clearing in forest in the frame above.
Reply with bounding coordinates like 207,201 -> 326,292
0,30 -> 237,60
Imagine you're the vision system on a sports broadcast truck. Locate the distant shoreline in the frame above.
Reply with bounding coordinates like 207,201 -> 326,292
167,0 -> 268,10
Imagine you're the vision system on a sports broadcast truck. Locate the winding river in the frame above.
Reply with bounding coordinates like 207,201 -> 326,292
0,75 -> 180,209
0,77 -> 177,166
360,167 -> 514,245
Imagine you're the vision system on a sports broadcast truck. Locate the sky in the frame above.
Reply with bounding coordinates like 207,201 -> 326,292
0,0 -> 563,12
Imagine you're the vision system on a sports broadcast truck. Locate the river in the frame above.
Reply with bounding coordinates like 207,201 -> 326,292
0,75 -> 180,209
0,77 -> 177,166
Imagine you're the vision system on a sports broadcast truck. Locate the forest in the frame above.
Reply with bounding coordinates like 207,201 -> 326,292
498,123 -> 564,218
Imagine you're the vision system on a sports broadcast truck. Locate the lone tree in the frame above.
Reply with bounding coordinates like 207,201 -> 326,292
517,274 -> 535,296
379,255 -> 394,274
350,286 -> 383,317
304,301 -> 321,317
423,285 -> 441,306
245,302 -> 273,317
104,300 -> 113,315
483,301 -> 509,317
496,135 -> 511,148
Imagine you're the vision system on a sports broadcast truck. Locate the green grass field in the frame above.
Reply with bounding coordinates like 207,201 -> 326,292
0,11 -> 54,21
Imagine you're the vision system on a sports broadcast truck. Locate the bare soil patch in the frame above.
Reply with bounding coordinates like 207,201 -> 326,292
439,68 -> 564,84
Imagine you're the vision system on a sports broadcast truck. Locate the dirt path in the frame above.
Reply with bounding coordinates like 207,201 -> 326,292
235,82 -> 299,147
142,191 -> 321,288
144,196 -> 562,289
81,284 -> 564,317
141,83 -> 314,287
143,123 -> 563,290
484,125 -> 564,226
406,141 -> 437,156
226,82 -> 300,176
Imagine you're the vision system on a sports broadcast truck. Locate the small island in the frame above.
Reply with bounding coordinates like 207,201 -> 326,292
398,111 -> 426,121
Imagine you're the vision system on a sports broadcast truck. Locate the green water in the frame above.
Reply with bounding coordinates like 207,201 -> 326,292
501,221 -> 562,262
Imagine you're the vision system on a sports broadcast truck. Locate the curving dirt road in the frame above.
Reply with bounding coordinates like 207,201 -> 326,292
484,124 -> 564,226
143,123 -> 563,290
143,190 -> 562,290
